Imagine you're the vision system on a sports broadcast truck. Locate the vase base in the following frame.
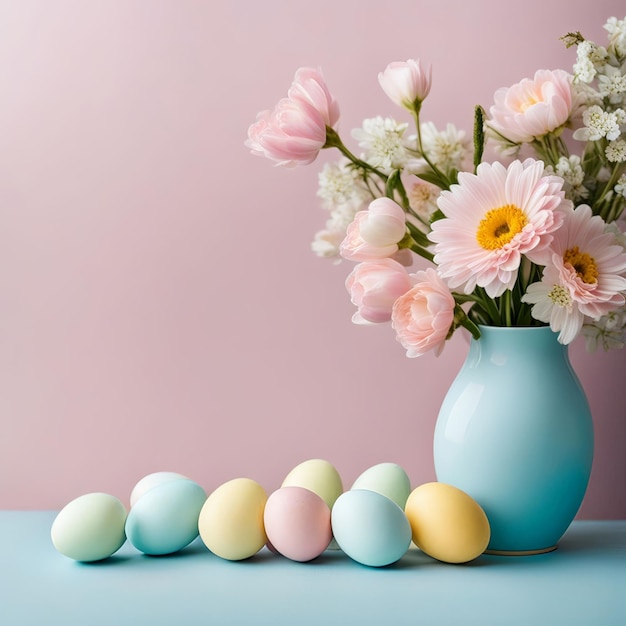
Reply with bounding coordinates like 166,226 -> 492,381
485,545 -> 557,556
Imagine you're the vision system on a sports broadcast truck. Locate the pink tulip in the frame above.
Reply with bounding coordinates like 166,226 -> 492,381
246,66 -> 340,167
488,69 -> 573,144
345,259 -> 413,324
391,268 -> 455,357
378,59 -> 432,110
246,97 -> 328,167
288,67 -> 340,128
340,198 -> 407,261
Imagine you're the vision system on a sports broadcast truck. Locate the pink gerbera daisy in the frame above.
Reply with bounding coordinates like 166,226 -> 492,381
428,159 -> 568,297
522,204 -> 626,343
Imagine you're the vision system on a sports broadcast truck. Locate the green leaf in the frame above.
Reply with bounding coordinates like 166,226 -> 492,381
429,208 -> 446,224
416,170 -> 446,187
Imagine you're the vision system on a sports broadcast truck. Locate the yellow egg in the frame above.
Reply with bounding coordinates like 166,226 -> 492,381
404,482 -> 490,563
198,478 -> 267,561
281,459 -> 343,509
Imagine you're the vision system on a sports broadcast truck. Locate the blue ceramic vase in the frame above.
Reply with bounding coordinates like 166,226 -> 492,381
433,325 -> 594,555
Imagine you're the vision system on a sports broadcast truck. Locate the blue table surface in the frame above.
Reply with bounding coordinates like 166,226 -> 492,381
0,512 -> 624,626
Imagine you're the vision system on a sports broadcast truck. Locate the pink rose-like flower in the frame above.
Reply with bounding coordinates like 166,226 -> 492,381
245,97 -> 329,167
391,268 -> 455,357
340,198 -> 407,261
288,67 -> 340,128
346,258 -> 413,324
488,69 -> 573,143
378,59 -> 432,110
246,67 -> 340,167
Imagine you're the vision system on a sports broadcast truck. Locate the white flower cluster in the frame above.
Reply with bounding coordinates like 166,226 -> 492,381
545,155 -> 589,202
312,119 -> 471,258
567,19 -> 626,346
582,305 -> 626,351
312,159 -> 370,260
572,18 -> 626,159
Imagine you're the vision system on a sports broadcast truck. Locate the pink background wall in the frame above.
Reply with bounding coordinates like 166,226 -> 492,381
1,0 -> 624,517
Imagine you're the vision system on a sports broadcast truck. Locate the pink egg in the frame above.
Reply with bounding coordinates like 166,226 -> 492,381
263,486 -> 332,562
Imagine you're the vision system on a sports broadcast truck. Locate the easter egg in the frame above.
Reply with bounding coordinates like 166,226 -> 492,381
264,486 -> 332,562
129,471 -> 189,507
331,489 -> 412,567
198,478 -> 268,560
404,482 -> 490,563
281,459 -> 343,509
351,462 -> 411,509
51,492 -> 127,562
125,478 -> 206,555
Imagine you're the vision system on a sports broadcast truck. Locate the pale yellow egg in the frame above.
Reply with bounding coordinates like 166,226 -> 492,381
281,459 -> 343,509
404,482 -> 490,563
198,478 -> 267,561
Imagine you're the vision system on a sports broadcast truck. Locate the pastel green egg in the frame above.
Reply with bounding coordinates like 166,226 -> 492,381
51,492 -> 127,562
351,462 -> 411,509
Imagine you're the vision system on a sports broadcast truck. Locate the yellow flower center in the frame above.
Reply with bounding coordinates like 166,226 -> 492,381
519,95 -> 540,113
563,246 -> 598,284
476,204 -> 528,250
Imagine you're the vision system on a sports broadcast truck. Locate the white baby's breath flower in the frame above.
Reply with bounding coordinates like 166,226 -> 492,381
606,139 -> 626,162
317,159 -> 371,211
311,227 -> 344,260
546,155 -> 589,201
597,65 -> 626,103
573,105 -> 624,141
406,178 -> 441,222
415,122 -> 471,172
582,306 -> 626,352
604,16 -> 626,58
351,116 -> 410,173
573,40 -> 608,83
615,173 -> 626,198
311,204 -> 361,261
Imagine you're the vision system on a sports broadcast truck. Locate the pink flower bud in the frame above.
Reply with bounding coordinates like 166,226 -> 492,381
378,59 -> 432,110
246,67 -> 340,168
340,198 -> 407,261
346,259 -> 413,324
288,67 -> 340,128
246,98 -> 327,167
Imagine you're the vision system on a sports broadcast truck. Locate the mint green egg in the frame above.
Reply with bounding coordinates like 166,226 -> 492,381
351,462 -> 411,509
51,492 -> 127,562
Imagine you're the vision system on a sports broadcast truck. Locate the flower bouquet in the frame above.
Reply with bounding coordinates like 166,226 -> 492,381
246,15 -> 626,554
245,16 -> 626,357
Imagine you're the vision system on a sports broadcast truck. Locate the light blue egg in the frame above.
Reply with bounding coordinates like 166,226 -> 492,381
331,489 -> 412,567
125,479 -> 206,555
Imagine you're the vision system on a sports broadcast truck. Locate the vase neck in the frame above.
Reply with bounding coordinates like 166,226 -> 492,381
469,325 -> 569,361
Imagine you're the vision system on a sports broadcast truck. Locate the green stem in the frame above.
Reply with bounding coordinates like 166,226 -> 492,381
324,127 -> 389,183
410,110 -> 452,189
595,163 -> 625,220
